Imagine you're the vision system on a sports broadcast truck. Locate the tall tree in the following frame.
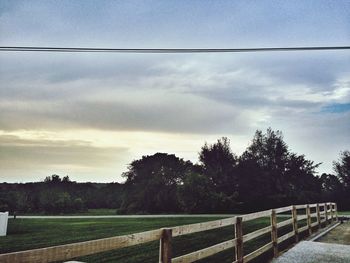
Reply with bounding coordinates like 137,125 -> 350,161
238,128 -> 320,210
333,150 -> 350,209
285,153 -> 321,203
320,173 -> 343,204
239,129 -> 289,196
120,153 -> 194,213
198,137 -> 239,211
334,150 -> 350,189
177,173 -> 216,213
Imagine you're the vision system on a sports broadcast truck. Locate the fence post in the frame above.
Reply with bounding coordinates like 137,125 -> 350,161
292,205 -> 298,243
235,217 -> 243,263
324,203 -> 328,225
316,203 -> 321,230
335,203 -> 338,222
0,212 -> 8,237
271,209 -> 278,257
306,205 -> 312,236
330,203 -> 334,222
160,228 -> 172,263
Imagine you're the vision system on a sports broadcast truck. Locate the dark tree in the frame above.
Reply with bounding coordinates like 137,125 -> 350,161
238,128 -> 321,211
177,173 -> 214,213
199,137 -> 238,194
0,132 -> 346,215
333,151 -> 350,209
320,173 -> 343,205
334,151 -> 350,189
285,153 -> 321,203
120,153 -> 194,213
44,174 -> 62,184
238,129 -> 290,209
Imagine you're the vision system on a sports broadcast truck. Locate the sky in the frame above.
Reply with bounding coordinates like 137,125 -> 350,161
0,0 -> 349,183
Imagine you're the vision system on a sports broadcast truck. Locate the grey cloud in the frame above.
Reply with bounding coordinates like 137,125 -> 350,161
0,134 -> 128,168
181,55 -> 350,113
235,52 -> 350,90
0,92 -> 253,134
267,110 -> 350,174
1,1 -> 349,182
0,134 -> 90,147
1,51 -> 349,136
197,87 -> 323,111
0,53 -> 182,101
0,134 -> 131,182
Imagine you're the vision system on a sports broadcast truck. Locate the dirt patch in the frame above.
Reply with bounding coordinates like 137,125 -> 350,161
317,222 -> 350,245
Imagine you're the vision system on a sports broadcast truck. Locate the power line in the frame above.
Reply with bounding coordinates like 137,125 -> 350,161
0,46 -> 350,53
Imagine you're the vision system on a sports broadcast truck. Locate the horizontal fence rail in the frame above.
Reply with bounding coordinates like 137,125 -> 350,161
0,202 -> 338,263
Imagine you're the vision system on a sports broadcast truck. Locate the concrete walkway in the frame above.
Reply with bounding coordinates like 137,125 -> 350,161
8,214 -> 237,219
8,214 -> 301,219
272,241 -> 350,263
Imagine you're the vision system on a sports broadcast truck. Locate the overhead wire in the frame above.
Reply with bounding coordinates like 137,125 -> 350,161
0,46 -> 349,53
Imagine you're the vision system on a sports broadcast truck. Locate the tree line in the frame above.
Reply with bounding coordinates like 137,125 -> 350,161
1,128 -> 349,214
0,176 -> 123,214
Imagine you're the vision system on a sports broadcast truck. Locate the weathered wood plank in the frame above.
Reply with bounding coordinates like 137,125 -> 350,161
292,205 -> 298,243
325,203 -> 329,224
243,242 -> 273,263
306,205 -> 312,236
275,206 -> 292,214
271,209 -> 278,257
335,203 -> 338,221
0,202 -> 336,263
276,218 -> 293,229
172,239 -> 236,263
295,204 -> 307,209
299,225 -> 308,233
316,204 -> 321,229
235,217 -> 243,263
311,221 -> 318,228
172,217 -> 235,237
0,229 -> 162,263
277,231 -> 295,244
310,212 -> 318,218
243,226 -> 271,242
241,210 -> 271,222
160,228 -> 172,263
297,214 -> 308,221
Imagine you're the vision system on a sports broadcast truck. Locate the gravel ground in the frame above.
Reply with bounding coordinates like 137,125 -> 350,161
317,222 -> 350,245
272,241 -> 350,263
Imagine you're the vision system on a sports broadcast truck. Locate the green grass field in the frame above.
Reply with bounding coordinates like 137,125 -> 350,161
338,211 -> 350,215
0,216 -> 303,263
16,207 -> 350,216
17,208 -> 118,216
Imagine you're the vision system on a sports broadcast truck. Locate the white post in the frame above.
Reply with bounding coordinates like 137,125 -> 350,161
0,212 -> 9,236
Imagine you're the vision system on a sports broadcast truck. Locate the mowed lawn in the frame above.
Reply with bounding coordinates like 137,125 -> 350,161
18,208 -> 118,216
338,211 -> 350,215
0,216 -> 298,263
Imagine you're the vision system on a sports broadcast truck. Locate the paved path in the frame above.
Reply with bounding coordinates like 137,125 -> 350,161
9,214 -> 237,219
272,241 -> 350,263
8,214 -> 301,219
10,214 -> 350,219
317,222 -> 350,245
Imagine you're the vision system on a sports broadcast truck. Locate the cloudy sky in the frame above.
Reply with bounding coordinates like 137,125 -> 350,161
0,0 -> 349,183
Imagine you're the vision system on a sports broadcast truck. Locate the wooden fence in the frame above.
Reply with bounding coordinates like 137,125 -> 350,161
0,202 -> 337,263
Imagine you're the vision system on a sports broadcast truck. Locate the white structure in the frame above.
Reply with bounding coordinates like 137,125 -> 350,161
0,212 -> 9,236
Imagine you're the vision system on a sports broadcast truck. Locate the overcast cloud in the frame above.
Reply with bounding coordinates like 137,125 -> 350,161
0,0 -> 349,182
